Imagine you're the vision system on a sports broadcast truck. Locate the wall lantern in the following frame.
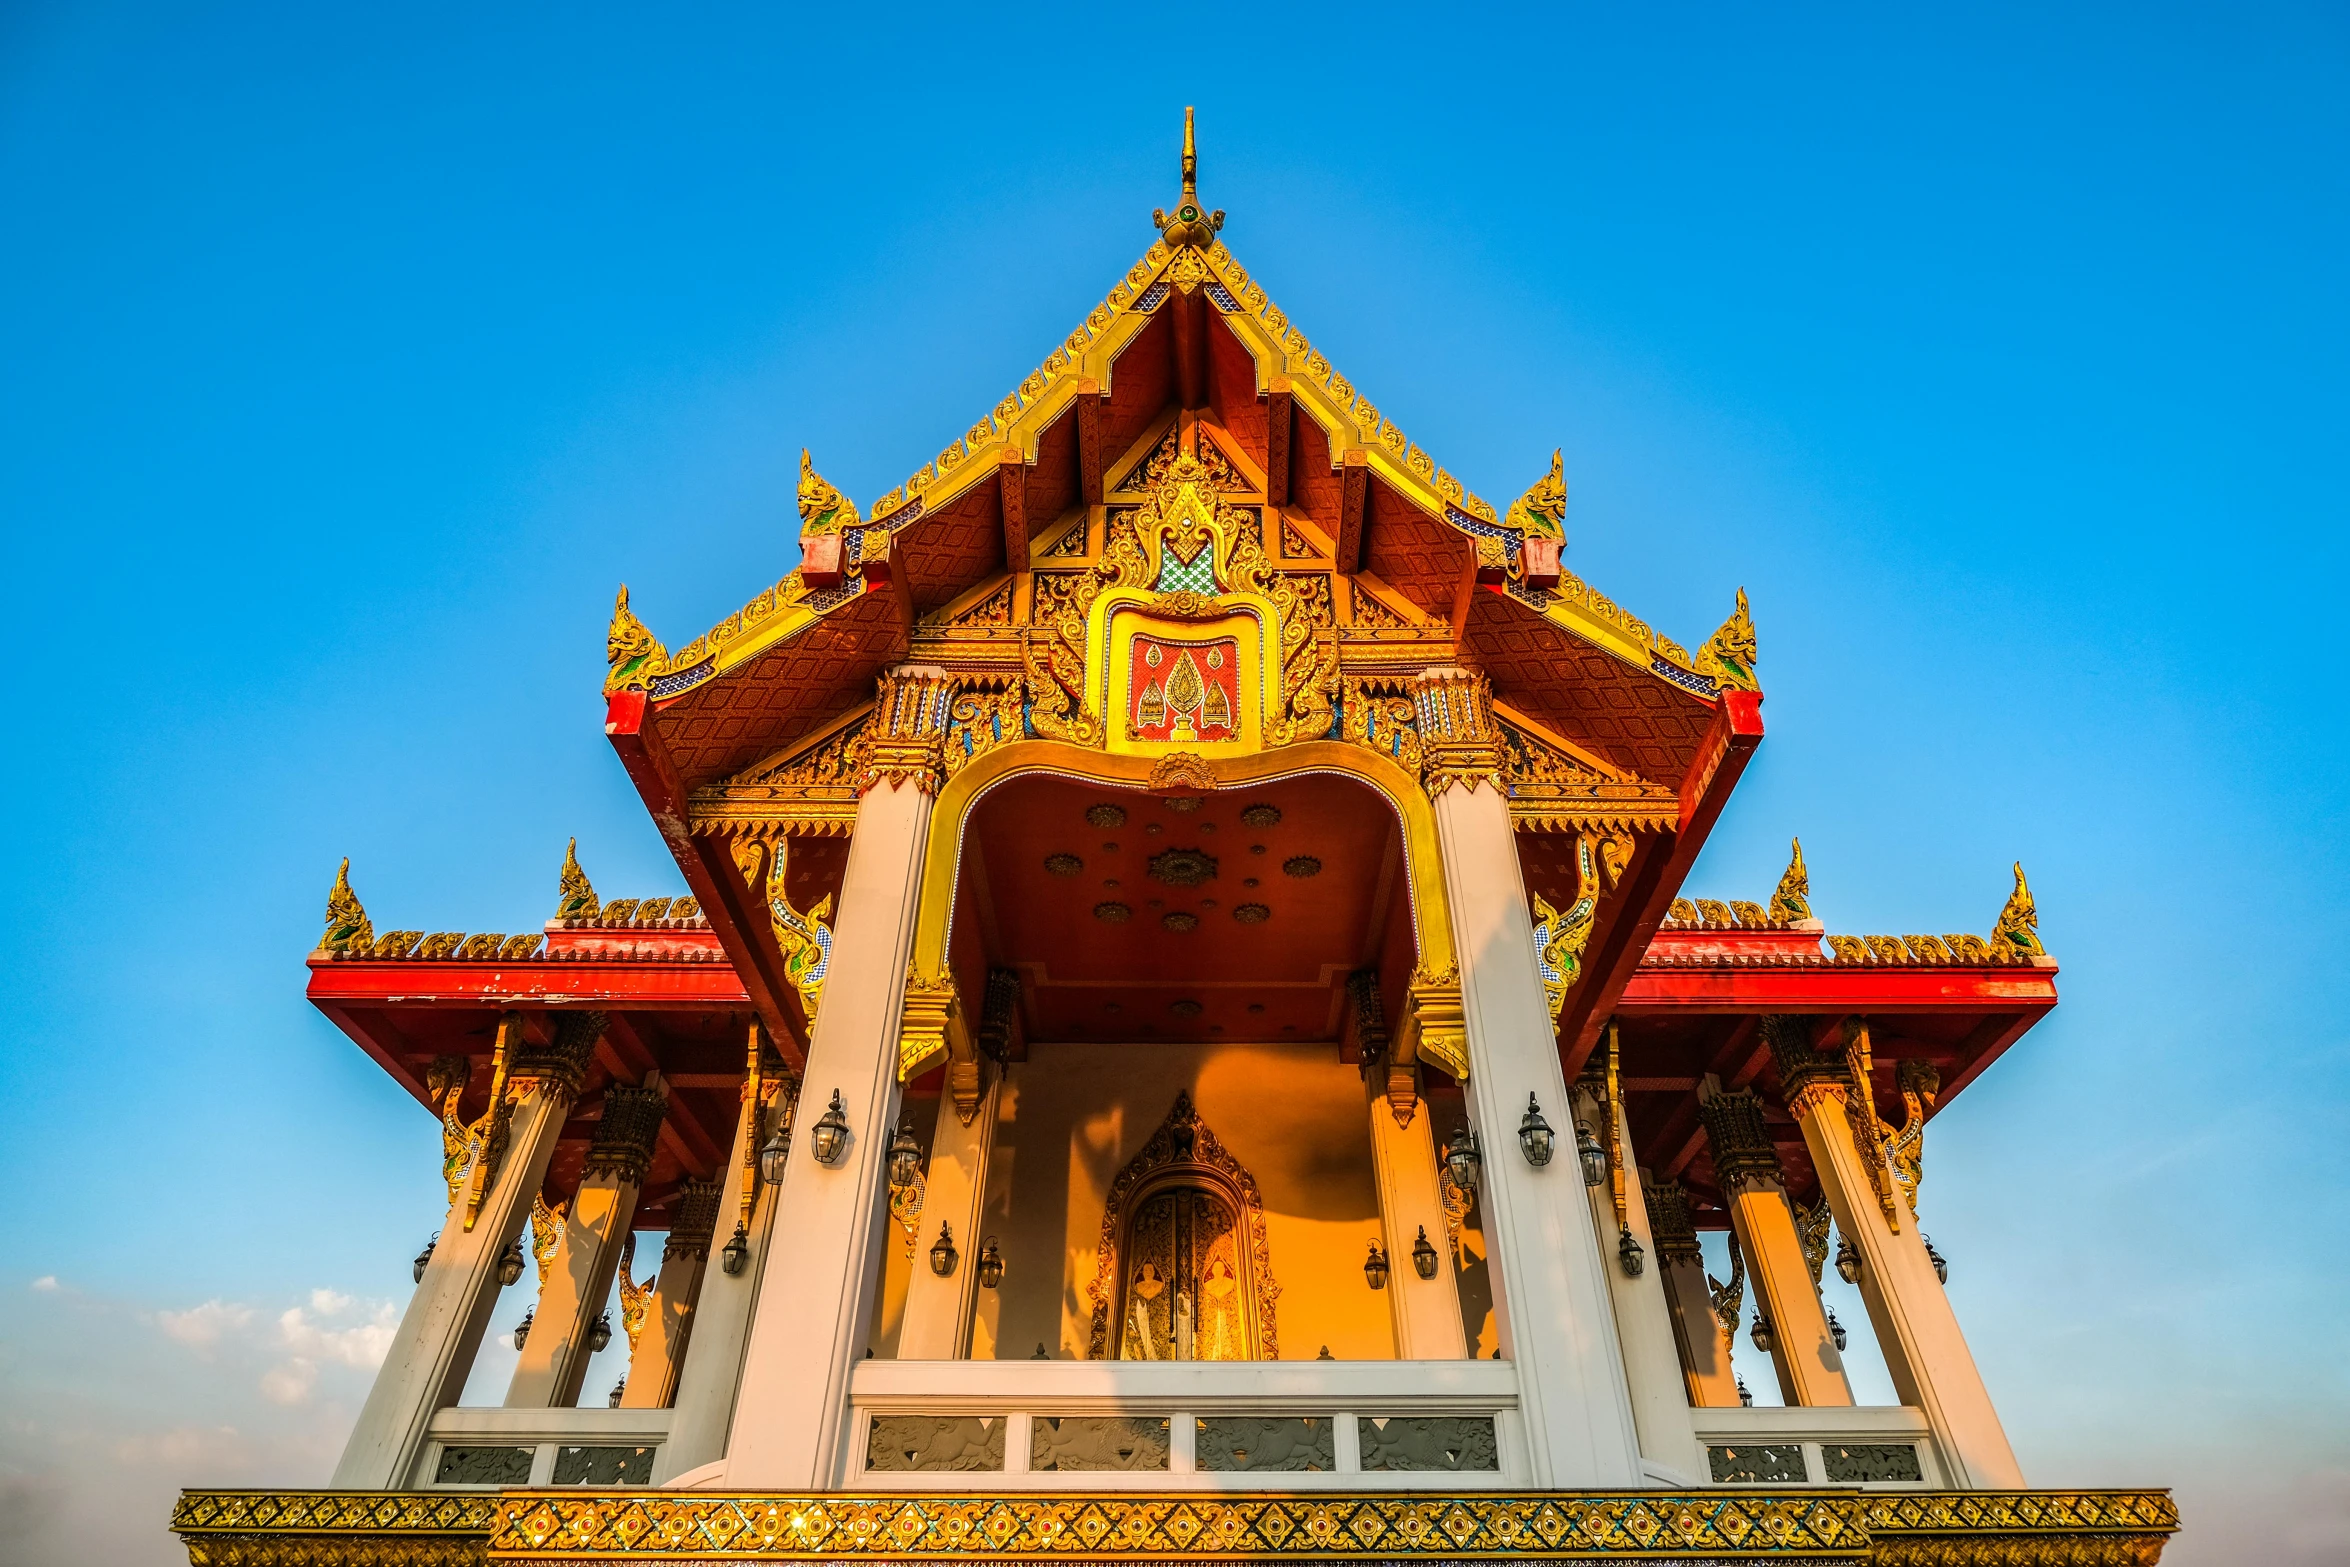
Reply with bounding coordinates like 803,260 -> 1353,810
512,1307 -> 534,1351
809,1090 -> 852,1167
496,1240 -> 525,1289
1924,1234 -> 1949,1284
976,1236 -> 1005,1290
1518,1093 -> 1556,1167
1827,1308 -> 1848,1352
1575,1121 -> 1607,1187
1834,1235 -> 1861,1285
607,1377 -> 626,1409
1411,1225 -> 1441,1280
412,1234 -> 439,1285
1443,1125 -> 1482,1193
1736,1376 -> 1754,1408
1749,1310 -> 1775,1354
1363,1241 -> 1390,1291
887,1119 -> 924,1190
758,1121 -> 792,1187
587,1311 -> 613,1354
1617,1227 -> 1646,1279
929,1223 -> 959,1278
720,1224 -> 751,1276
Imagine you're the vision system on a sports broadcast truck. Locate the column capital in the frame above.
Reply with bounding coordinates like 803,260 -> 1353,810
509,1011 -> 609,1105
1411,667 -> 1501,795
1644,1177 -> 1704,1269
1697,1085 -> 1783,1193
663,1179 -> 723,1262
860,665 -> 953,794
583,1082 -> 668,1186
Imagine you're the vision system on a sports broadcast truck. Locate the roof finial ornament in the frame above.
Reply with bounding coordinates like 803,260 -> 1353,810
1153,107 -> 1224,251
1505,449 -> 1568,541
1769,838 -> 1812,923
604,585 -> 668,697
556,837 -> 601,922
322,857 -> 374,956
1992,862 -> 2046,962
798,449 -> 860,533
1693,587 -> 1758,693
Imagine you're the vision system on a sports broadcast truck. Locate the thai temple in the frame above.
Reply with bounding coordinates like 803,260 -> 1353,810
173,117 -> 2177,1565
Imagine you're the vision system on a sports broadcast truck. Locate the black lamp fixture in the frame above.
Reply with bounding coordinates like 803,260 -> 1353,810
1411,1225 -> 1440,1280
1827,1308 -> 1848,1352
929,1223 -> 958,1278
758,1120 -> 792,1186
1443,1124 -> 1482,1193
1363,1240 -> 1390,1291
496,1240 -> 525,1288
809,1090 -> 852,1167
512,1307 -> 534,1351
720,1223 -> 751,1276
1518,1093 -> 1556,1167
1834,1235 -> 1861,1285
1924,1234 -> 1949,1284
412,1233 -> 439,1285
976,1236 -> 1004,1290
1750,1309 -> 1775,1354
1617,1227 -> 1645,1278
1575,1120 -> 1607,1187
608,1377 -> 627,1409
1736,1375 -> 1754,1408
588,1311 -> 613,1354
887,1120 -> 925,1193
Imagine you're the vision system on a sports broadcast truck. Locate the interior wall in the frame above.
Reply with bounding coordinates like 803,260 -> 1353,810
979,1040 -> 1396,1362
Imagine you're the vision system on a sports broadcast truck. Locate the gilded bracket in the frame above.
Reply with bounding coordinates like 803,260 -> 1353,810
1395,966 -> 1468,1084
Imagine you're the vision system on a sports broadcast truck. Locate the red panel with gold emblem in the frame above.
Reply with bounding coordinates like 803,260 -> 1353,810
1129,635 -> 1240,743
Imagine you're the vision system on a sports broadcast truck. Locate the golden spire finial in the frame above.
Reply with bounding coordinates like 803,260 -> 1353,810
322,857 -> 374,956
556,837 -> 601,922
798,449 -> 860,532
1153,106 -> 1225,251
1768,837 -> 1812,923
1504,449 -> 1568,540
603,585 -> 668,697
1992,862 -> 2046,962
1692,587 -> 1758,693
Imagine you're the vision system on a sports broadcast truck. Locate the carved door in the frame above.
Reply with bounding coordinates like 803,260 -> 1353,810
1117,1185 -> 1250,1361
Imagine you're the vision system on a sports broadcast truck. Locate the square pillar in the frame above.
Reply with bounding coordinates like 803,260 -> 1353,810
507,1079 -> 665,1408
1698,1079 -> 1853,1407
896,1064 -> 1003,1360
621,1178 -> 719,1410
331,1014 -> 595,1487
1646,1176 -> 1742,1407
1423,708 -> 1643,1487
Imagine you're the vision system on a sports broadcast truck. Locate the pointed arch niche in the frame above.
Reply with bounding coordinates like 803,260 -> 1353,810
1084,1093 -> 1281,1362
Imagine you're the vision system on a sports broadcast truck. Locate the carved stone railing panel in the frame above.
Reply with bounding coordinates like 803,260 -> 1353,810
1194,1416 -> 1334,1473
1357,1415 -> 1498,1472
1822,1442 -> 1923,1482
1029,1416 -> 1170,1471
550,1445 -> 655,1485
1708,1443 -> 1809,1483
432,1445 -> 532,1486
867,1415 -> 1007,1473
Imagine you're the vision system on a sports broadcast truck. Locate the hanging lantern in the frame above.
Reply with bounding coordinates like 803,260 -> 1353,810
1924,1234 -> 1949,1284
1575,1121 -> 1607,1186
512,1307 -> 534,1351
1750,1310 -> 1775,1354
888,1120 -> 925,1192
1827,1308 -> 1848,1352
1411,1225 -> 1441,1280
1834,1234 -> 1861,1285
496,1240 -> 525,1288
1363,1241 -> 1390,1291
1443,1125 -> 1482,1193
929,1223 -> 958,1278
1518,1093 -> 1556,1167
1617,1227 -> 1645,1278
976,1236 -> 1004,1290
809,1090 -> 851,1167
720,1223 -> 750,1276
412,1233 -> 438,1285
588,1311 -> 613,1353
607,1377 -> 627,1409
758,1121 -> 792,1186
1737,1375 -> 1754,1407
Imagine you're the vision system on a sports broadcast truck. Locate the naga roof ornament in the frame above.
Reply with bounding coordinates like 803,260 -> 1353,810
1768,837 -> 1811,923
1993,862 -> 2045,962
1693,586 -> 1758,693
604,585 -> 668,697
556,837 -> 601,921
321,857 -> 373,956
1505,449 -> 1568,542
797,448 -> 859,534
1152,107 -> 1224,253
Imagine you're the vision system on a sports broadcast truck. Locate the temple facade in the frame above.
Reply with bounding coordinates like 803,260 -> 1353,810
174,117 -> 2176,1566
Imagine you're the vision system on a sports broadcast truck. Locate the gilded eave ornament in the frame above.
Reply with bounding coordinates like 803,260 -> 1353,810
1151,107 -> 1225,255
604,584 -> 668,697
321,857 -> 373,955
1769,836 -> 1812,923
1692,585 -> 1758,693
555,837 -> 600,921
798,448 -> 860,533
1994,861 -> 2046,961
1531,837 -> 1600,1018
1504,449 -> 1568,541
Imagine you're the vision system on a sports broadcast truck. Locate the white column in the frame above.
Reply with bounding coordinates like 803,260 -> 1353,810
897,1068 -> 1001,1359
723,770 -> 934,1485
1573,1085 -> 1701,1481
655,1075 -> 789,1480
1794,1079 -> 2024,1487
1366,1083 -> 1468,1360
1431,778 -> 1644,1487
1700,1081 -> 1852,1408
622,1179 -> 718,1410
332,1023 -> 573,1487
1647,1176 -> 1742,1408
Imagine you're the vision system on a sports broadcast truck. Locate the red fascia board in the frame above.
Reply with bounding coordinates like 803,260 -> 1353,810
1616,963 -> 2059,1015
305,957 -> 752,1009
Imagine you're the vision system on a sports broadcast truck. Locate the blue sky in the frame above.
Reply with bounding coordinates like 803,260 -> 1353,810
3,3 -> 2344,1561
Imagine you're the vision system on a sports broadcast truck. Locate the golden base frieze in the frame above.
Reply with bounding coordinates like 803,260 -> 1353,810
173,1490 -> 2175,1567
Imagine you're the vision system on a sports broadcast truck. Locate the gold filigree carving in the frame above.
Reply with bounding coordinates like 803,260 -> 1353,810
762,837 -> 832,1023
797,449 -> 860,533
320,859 -> 373,956
1892,1059 -> 1940,1215
1146,752 -> 1219,794
944,683 -> 1023,779
1796,1197 -> 1832,1285
602,585 -> 670,697
1693,586 -> 1758,693
1396,966 -> 1469,1082
426,1056 -> 470,1207
1340,678 -> 1423,782
1531,837 -> 1600,1018
898,964 -> 967,1084
1708,1226 -> 1747,1334
1839,1017 -> 1905,1231
529,1192 -> 567,1286
1770,837 -> 1812,923
1412,668 -> 1499,794
859,668 -> 953,794
457,1014 -> 522,1232
1504,448 -> 1568,541
555,838 -> 599,921
615,1232 -> 651,1351
1994,862 -> 2046,962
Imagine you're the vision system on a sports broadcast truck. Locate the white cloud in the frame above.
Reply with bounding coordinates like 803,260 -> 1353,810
307,1287 -> 353,1315
258,1359 -> 318,1407
28,1275 -> 58,1292
274,1300 -> 395,1370
155,1300 -> 255,1351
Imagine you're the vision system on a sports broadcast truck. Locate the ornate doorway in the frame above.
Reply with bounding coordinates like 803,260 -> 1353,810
1086,1093 -> 1280,1361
